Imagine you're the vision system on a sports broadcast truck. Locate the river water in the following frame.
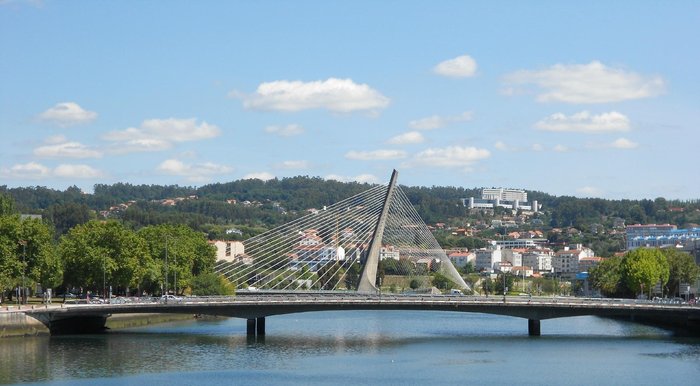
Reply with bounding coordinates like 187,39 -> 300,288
1,311 -> 699,385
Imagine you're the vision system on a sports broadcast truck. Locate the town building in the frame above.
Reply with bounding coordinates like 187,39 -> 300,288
474,247 -> 502,272
625,224 -> 700,250
522,249 -> 553,273
552,245 -> 595,278
448,251 -> 475,268
210,240 -> 246,263
462,188 -> 539,213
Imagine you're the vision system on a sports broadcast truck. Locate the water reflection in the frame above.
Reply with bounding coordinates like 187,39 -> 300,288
0,312 -> 698,385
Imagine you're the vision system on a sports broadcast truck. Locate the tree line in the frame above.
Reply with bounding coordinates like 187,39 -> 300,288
0,193 -> 225,303
589,247 -> 699,299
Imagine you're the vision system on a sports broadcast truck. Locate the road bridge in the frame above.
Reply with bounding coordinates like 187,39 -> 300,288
22,294 -> 700,337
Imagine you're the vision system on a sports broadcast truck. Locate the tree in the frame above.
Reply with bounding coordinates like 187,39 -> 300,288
138,224 -> 216,295
0,214 -> 59,301
409,278 -> 421,290
590,256 -> 625,297
622,248 -> 669,299
662,249 -> 700,297
316,262 -> 343,290
431,272 -> 454,290
344,263 -> 360,290
58,220 -> 152,295
494,273 -> 514,295
190,272 -> 234,296
481,277 -> 494,297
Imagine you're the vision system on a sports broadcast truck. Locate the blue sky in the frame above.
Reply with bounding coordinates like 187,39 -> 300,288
1,1 -> 698,200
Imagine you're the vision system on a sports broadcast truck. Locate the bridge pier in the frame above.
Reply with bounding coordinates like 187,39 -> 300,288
256,317 -> 266,336
246,317 -> 266,337
246,318 -> 256,336
528,319 -> 541,336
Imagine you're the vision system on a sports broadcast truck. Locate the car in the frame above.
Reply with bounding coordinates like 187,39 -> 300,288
159,294 -> 183,303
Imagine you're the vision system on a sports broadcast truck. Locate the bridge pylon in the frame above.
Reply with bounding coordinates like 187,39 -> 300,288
214,169 -> 470,293
357,170 -> 399,293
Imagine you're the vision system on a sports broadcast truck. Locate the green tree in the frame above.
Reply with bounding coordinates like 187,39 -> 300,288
58,220 -> 152,295
494,273 -> 514,295
409,278 -> 421,290
622,248 -> 669,298
662,249 -> 700,297
431,272 -> 454,290
481,277 -> 494,296
316,262 -> 343,290
590,256 -> 625,297
0,214 -> 59,301
138,224 -> 216,295
190,272 -> 234,296
344,263 -> 361,290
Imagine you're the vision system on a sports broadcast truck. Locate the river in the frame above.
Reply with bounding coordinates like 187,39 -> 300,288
1,311 -> 699,385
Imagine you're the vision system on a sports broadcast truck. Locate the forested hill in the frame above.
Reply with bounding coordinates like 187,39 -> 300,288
2,177 -> 699,238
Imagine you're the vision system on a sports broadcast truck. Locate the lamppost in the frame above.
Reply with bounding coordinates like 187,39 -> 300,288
103,254 -> 106,302
165,235 -> 169,297
19,240 -> 27,305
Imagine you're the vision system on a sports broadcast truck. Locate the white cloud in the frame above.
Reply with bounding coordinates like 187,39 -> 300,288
237,78 -> 390,112
433,55 -> 478,78
494,141 -> 515,152
104,118 -> 220,154
610,138 -> 639,149
535,111 -> 630,133
325,174 -> 379,184
33,139 -> 102,158
53,164 -> 103,178
1,162 -> 51,179
586,137 -> 640,150
503,61 -> 665,103
531,144 -> 544,152
38,102 -> 97,127
345,149 -> 408,161
411,146 -> 490,168
111,138 -> 172,154
408,111 -> 472,130
243,172 -> 275,181
577,186 -> 603,197
141,118 -> 220,142
0,162 -> 103,180
275,160 -> 310,169
387,131 -> 425,145
553,144 -> 569,152
265,124 -> 305,137
157,159 -> 233,182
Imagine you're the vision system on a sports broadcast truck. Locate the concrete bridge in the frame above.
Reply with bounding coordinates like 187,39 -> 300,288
21,293 -> 700,337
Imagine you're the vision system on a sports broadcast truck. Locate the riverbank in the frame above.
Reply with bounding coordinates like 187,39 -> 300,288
0,309 -> 198,338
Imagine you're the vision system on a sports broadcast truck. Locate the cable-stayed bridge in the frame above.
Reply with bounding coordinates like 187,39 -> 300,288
213,170 -> 469,294
13,170 -> 700,337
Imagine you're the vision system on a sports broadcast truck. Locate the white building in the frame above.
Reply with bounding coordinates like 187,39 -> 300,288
522,250 -> 553,273
501,249 -> 523,267
475,248 -> 502,272
462,188 -> 539,213
482,188 -> 528,202
448,251 -> 475,268
210,240 -> 246,263
552,245 -> 595,276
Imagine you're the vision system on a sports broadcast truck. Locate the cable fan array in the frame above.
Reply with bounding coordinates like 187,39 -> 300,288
214,182 -> 468,292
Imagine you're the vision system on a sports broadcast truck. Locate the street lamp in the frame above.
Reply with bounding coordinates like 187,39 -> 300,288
165,236 -> 169,297
103,254 -> 106,302
19,240 -> 27,305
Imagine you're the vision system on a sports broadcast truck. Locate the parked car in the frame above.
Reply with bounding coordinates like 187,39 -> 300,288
159,295 -> 183,303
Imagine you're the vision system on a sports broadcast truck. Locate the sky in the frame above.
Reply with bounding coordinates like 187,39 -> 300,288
1,1 -> 698,200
